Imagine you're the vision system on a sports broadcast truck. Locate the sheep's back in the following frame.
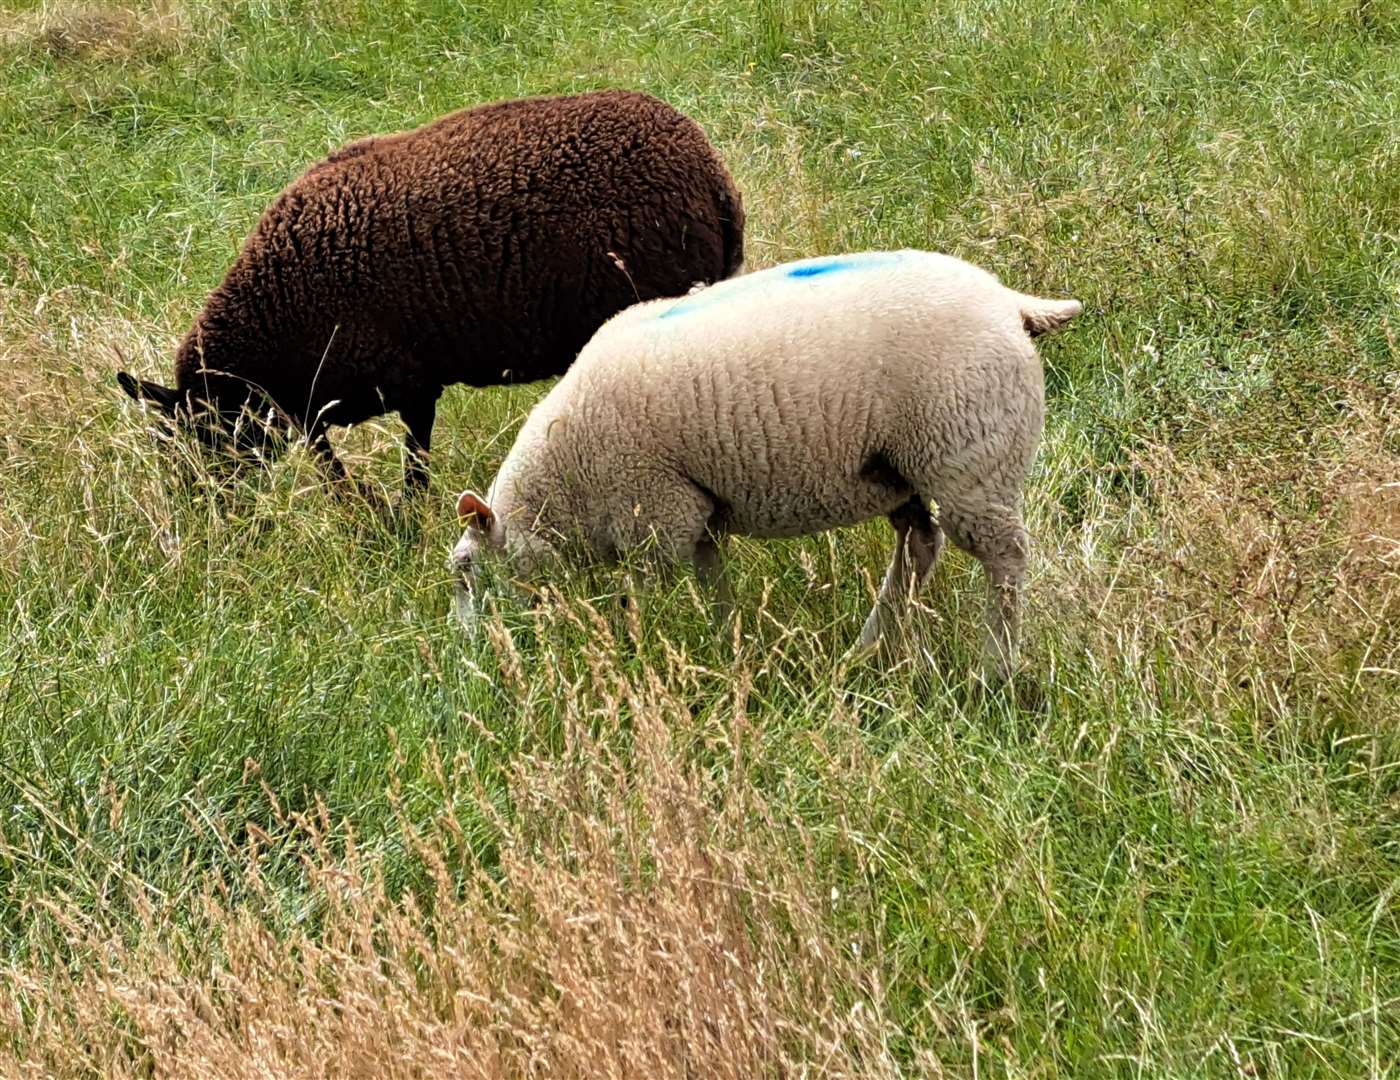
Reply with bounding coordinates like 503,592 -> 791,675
180,90 -> 742,424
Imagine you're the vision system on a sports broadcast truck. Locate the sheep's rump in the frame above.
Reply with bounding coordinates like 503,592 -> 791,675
176,89 -> 744,428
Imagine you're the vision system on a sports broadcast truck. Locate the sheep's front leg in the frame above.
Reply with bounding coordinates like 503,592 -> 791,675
693,534 -> 733,628
400,395 -> 438,497
308,426 -> 352,486
626,478 -> 730,631
858,498 -> 944,651
306,424 -> 389,509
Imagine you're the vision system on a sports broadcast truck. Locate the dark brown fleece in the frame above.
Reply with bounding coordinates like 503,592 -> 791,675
130,89 -> 744,484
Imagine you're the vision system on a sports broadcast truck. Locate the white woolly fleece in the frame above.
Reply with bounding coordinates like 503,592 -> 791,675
453,249 -> 1080,680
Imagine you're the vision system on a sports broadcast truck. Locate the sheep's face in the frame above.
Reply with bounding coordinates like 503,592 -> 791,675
116,371 -> 286,472
449,490 -> 509,635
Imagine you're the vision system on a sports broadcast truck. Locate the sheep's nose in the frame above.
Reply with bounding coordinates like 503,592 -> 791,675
450,566 -> 483,633
447,539 -> 473,572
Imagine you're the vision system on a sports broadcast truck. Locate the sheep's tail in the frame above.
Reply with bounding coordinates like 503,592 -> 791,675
717,175 -> 746,279
1016,294 -> 1082,337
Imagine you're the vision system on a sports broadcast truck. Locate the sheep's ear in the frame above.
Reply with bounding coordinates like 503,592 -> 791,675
117,371 -> 182,415
457,490 -> 495,531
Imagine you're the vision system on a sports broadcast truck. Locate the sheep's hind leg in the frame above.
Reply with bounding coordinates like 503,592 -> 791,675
857,497 -> 945,653
308,426 -> 350,485
940,503 -> 1028,686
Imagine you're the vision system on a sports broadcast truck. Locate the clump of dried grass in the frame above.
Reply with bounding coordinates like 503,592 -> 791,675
0,635 -> 897,1079
1042,386 -> 1400,727
0,1 -> 186,61
0,279 -> 168,422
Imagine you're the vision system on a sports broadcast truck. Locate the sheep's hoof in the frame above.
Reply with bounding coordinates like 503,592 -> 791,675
1010,673 -> 1047,715
846,617 -> 912,669
384,489 -> 418,515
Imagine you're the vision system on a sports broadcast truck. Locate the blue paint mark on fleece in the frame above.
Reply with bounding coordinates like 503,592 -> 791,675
787,259 -> 851,278
786,251 -> 903,279
655,251 -> 904,319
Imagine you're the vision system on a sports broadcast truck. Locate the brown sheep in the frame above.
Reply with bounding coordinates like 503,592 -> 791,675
116,89 -> 745,496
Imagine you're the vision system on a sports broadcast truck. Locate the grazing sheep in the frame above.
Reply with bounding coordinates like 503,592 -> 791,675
116,89 -> 745,496
449,250 -> 1080,682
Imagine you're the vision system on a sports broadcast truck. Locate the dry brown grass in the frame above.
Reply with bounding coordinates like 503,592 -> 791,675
0,635 -> 899,1079
0,286 -> 163,409
0,1 -> 187,61
1038,385 -> 1400,729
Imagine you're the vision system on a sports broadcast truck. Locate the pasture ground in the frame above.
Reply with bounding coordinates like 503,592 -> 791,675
2,0 -> 1399,1074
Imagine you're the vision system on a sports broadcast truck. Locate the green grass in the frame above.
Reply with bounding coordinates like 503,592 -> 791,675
2,0 -> 1400,1074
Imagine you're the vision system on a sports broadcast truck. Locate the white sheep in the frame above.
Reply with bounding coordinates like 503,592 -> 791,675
449,250 -> 1080,681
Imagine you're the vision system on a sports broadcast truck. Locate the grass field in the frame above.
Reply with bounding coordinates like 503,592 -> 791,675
2,0 -> 1399,1074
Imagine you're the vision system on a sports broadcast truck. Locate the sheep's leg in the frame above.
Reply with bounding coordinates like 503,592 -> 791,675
693,534 -> 733,627
940,503 -> 1028,685
308,425 -> 386,507
857,497 -> 944,651
401,396 -> 437,497
308,426 -> 351,485
615,477 -> 726,626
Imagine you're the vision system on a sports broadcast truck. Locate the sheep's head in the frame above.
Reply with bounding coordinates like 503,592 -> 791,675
116,370 -> 289,471
449,489 -> 556,635
450,490 -> 505,634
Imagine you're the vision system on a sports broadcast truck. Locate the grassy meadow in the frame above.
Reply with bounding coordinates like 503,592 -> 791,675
2,0 -> 1400,1074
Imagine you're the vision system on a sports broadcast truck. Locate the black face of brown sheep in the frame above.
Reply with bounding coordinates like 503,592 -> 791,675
116,371 -> 288,471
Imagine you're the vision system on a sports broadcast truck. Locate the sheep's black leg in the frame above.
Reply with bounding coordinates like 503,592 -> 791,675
309,429 -> 385,508
401,396 -> 437,497
307,426 -> 351,485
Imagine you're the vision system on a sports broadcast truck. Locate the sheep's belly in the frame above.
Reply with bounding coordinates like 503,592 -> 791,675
721,479 -> 911,540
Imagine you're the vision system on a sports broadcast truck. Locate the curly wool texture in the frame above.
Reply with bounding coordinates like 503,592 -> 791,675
454,250 -> 1080,677
163,89 -> 744,451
